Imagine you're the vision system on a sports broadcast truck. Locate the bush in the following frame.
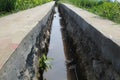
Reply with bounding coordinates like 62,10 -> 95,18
61,0 -> 120,23
0,0 -> 16,12
79,0 -> 98,8
0,0 -> 52,13
91,2 -> 120,23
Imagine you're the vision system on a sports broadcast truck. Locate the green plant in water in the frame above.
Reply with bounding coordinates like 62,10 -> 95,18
38,54 -> 53,79
39,54 -> 53,71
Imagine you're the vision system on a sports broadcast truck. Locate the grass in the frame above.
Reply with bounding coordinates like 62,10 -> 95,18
60,0 -> 120,24
0,0 -> 52,17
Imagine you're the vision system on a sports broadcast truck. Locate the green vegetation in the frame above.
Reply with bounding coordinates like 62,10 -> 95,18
0,0 -> 52,16
39,54 -> 53,71
60,0 -> 120,23
38,54 -> 53,79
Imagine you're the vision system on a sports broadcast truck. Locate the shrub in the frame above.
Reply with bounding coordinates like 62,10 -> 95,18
91,2 -> 120,23
61,0 -> 120,23
0,0 -> 52,14
0,0 -> 16,12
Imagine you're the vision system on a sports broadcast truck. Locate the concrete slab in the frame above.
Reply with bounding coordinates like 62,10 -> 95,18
0,1 -> 55,70
62,3 -> 120,46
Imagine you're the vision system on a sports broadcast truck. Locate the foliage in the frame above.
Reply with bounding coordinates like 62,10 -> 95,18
39,54 -> 53,71
60,0 -> 120,23
91,2 -> 120,23
0,0 -> 16,12
0,0 -> 52,16
15,0 -> 52,10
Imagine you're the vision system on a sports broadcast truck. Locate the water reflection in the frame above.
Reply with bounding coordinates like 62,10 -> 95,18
43,7 -> 67,80
43,7 -> 78,80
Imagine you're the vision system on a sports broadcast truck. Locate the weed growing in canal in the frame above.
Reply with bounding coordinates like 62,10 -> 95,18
38,54 -> 53,79
39,54 -> 53,71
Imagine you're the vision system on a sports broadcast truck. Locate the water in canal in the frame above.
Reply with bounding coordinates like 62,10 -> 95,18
43,7 -> 77,80
43,7 -> 67,80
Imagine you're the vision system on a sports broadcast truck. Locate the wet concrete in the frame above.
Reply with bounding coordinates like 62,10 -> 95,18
61,29 -> 79,80
61,23 -> 87,80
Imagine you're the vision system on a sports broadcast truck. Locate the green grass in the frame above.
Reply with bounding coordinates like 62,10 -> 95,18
0,0 -> 52,17
60,0 -> 120,24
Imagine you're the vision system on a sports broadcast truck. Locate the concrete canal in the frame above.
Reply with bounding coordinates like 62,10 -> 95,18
43,7 -> 79,80
0,2 -> 120,80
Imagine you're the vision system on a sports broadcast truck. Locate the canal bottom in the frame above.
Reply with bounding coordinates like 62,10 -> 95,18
42,7 -> 79,80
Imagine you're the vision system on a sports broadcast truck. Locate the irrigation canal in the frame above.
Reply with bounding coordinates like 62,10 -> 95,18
43,7 -> 78,80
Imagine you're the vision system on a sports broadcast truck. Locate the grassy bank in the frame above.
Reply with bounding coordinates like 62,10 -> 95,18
60,0 -> 120,24
0,0 -> 52,17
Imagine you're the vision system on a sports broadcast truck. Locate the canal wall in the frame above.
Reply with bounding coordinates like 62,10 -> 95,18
0,2 -> 55,80
59,3 -> 120,80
